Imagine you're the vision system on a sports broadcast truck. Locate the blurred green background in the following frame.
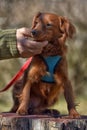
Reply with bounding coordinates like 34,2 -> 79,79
0,0 -> 87,115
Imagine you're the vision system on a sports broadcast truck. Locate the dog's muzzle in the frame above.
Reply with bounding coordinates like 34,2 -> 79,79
31,30 -> 39,37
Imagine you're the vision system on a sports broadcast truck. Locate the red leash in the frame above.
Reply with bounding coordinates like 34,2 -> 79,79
0,57 -> 32,92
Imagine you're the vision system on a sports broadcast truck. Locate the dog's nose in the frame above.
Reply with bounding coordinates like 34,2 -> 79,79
31,30 -> 37,36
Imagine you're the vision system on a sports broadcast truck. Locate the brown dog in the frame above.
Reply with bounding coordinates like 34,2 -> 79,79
11,12 -> 80,118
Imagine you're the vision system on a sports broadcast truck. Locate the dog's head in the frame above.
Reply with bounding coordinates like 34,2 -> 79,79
31,12 -> 75,56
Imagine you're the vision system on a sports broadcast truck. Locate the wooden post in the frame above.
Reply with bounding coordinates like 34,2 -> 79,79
0,113 -> 87,130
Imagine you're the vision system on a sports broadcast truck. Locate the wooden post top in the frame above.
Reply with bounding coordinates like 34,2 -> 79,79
0,113 -> 87,130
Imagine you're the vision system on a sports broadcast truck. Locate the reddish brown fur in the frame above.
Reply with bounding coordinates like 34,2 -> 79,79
11,12 -> 80,118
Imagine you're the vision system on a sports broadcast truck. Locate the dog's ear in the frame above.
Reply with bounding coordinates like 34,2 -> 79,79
59,17 -> 76,39
32,12 -> 42,28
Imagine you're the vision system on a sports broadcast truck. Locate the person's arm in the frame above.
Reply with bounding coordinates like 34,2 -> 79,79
0,28 -> 48,60
0,29 -> 20,60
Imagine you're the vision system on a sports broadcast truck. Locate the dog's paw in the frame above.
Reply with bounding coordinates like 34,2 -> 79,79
16,105 -> 28,115
69,108 -> 80,118
42,109 -> 60,118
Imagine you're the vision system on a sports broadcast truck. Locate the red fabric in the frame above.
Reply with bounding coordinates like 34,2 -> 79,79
0,57 -> 32,92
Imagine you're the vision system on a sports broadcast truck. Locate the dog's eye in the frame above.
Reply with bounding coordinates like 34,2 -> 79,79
46,23 -> 52,27
35,21 -> 38,25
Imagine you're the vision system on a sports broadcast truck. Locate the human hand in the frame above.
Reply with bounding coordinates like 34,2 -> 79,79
16,28 -> 48,58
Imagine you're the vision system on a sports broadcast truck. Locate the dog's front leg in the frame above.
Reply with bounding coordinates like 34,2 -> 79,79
63,79 -> 80,118
55,71 -> 80,118
17,81 -> 31,115
55,58 -> 80,118
17,64 -> 46,115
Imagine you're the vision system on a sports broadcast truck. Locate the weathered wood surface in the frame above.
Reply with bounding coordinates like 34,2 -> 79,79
0,113 -> 87,130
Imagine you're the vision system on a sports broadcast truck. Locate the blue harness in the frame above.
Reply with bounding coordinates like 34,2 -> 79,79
41,56 -> 62,83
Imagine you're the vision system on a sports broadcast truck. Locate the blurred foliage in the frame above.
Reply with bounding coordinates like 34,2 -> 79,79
0,0 -> 87,113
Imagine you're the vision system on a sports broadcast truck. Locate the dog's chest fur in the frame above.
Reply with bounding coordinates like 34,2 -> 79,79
41,41 -> 63,56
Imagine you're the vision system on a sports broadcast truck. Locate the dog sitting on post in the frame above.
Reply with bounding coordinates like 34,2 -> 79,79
10,12 -> 80,118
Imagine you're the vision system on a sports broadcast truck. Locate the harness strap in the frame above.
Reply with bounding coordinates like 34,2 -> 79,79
0,57 -> 32,92
41,56 -> 62,83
